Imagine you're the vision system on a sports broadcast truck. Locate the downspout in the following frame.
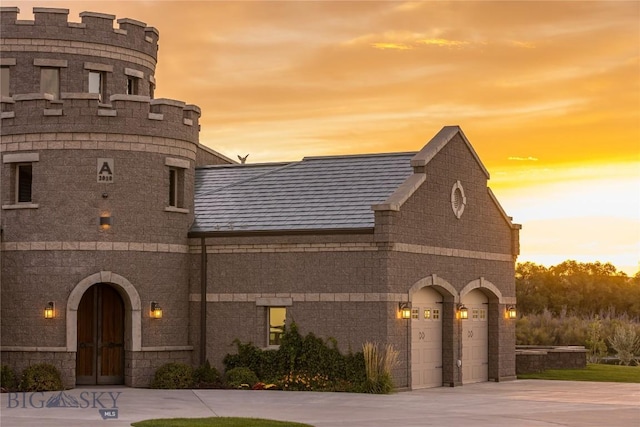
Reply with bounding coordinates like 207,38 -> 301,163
200,237 -> 207,365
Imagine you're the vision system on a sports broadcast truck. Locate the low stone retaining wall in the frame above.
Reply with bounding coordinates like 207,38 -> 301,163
516,346 -> 587,374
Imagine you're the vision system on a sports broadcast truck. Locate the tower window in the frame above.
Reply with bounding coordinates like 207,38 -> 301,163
165,157 -> 189,213
88,71 -> 106,101
168,167 -> 184,208
16,163 -> 33,203
127,77 -> 139,95
1,67 -> 9,97
40,68 -> 60,99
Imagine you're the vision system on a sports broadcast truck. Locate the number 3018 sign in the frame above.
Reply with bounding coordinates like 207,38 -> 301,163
97,158 -> 114,183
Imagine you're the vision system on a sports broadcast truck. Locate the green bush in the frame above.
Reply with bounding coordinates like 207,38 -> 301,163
150,363 -> 194,389
19,363 -> 63,392
224,340 -> 279,382
194,360 -> 222,388
225,367 -> 259,389
1,365 -> 17,392
224,322 -> 368,392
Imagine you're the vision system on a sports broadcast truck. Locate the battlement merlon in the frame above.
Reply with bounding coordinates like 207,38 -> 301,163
0,94 -> 201,143
0,7 -> 159,58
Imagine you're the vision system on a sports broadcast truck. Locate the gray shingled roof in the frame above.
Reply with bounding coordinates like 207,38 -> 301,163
191,152 -> 416,233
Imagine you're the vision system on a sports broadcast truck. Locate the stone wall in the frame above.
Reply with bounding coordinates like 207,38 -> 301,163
1,350 -> 76,389
126,349 -> 192,388
516,346 -> 587,374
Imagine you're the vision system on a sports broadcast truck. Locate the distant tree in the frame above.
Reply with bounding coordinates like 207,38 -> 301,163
516,261 -> 640,318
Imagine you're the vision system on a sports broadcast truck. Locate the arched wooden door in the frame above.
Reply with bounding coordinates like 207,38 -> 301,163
76,283 -> 124,385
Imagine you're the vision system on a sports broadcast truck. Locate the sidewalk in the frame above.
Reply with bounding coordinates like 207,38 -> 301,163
2,380 -> 639,426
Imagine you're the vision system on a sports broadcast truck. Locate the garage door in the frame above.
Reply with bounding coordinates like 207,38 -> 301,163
411,287 -> 442,389
461,289 -> 488,384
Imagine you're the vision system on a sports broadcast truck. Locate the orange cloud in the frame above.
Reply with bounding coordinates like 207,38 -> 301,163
417,38 -> 471,48
508,157 -> 539,161
371,42 -> 413,50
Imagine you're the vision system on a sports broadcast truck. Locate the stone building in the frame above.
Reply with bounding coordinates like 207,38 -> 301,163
0,7 -> 520,389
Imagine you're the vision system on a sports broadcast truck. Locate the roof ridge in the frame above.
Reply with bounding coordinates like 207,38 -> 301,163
303,151 -> 418,161
196,161 -> 291,170
195,161 -> 300,197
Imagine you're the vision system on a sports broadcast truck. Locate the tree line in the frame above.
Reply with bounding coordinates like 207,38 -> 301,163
516,260 -> 640,319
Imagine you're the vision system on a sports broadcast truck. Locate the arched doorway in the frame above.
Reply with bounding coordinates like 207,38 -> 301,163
460,289 -> 488,384
411,286 -> 443,389
76,283 -> 124,385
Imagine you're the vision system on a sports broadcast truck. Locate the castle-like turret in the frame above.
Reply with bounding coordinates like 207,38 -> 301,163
0,7 -> 230,388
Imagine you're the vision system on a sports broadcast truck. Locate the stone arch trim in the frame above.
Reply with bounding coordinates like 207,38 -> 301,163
408,274 -> 457,302
459,277 -> 504,303
66,271 -> 141,352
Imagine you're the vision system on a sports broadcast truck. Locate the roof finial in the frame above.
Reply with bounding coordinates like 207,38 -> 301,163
237,154 -> 249,164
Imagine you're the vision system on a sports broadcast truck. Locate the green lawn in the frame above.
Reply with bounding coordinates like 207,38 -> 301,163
131,417 -> 313,427
518,363 -> 640,383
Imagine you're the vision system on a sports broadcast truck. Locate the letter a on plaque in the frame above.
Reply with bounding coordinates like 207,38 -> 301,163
97,158 -> 114,183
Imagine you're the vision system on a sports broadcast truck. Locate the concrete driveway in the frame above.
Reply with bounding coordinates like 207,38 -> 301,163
1,380 -> 639,426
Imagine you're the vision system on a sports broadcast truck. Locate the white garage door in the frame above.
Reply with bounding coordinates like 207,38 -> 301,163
411,287 -> 442,389
461,289 -> 488,384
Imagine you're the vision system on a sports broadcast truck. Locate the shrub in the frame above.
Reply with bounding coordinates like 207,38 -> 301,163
362,342 -> 398,394
1,365 -> 17,392
608,325 -> 640,366
150,363 -> 194,389
194,360 -> 222,388
516,310 -> 640,357
225,367 -> 258,389
223,322 -> 368,392
19,363 -> 63,392
223,340 -> 279,382
586,318 -> 608,363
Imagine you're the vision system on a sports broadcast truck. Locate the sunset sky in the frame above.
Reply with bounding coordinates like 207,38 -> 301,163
12,1 -> 640,275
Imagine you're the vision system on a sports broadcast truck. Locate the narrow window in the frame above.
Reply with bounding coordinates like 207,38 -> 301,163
149,82 -> 155,99
169,168 -> 177,207
127,77 -> 139,95
1,67 -> 9,97
168,167 -> 186,208
432,309 -> 440,320
40,68 -> 59,99
88,71 -> 105,101
423,308 -> 431,320
268,307 -> 286,346
16,163 -> 33,203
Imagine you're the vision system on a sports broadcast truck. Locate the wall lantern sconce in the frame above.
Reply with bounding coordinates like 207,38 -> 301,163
399,302 -> 411,319
506,306 -> 517,319
99,214 -> 112,231
44,301 -> 55,319
150,302 -> 163,319
457,304 -> 468,320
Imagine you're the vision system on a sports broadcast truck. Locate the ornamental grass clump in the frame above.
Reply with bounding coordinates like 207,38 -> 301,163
608,325 -> 640,366
362,342 -> 399,394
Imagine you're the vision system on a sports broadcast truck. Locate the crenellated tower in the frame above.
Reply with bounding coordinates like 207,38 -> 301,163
0,7 -> 230,388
